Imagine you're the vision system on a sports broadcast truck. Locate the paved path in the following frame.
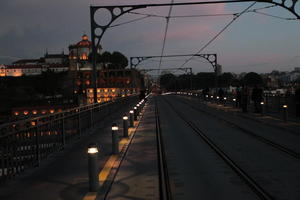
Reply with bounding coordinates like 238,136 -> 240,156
105,99 -> 159,200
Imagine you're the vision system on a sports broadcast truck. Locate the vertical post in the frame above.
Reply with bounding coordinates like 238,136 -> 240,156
87,143 -> 99,192
265,94 -> 269,112
261,101 -> 265,116
223,97 -> 227,106
111,123 -> 119,154
78,109 -> 82,138
90,7 -> 98,104
129,110 -> 134,127
134,106 -> 138,121
137,104 -> 140,115
283,104 -> 288,122
35,127 -> 40,166
90,107 -> 93,129
61,113 -> 66,147
123,115 -> 129,137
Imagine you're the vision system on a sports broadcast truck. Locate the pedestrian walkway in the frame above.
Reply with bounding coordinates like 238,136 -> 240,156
103,99 -> 159,200
0,100 -> 149,200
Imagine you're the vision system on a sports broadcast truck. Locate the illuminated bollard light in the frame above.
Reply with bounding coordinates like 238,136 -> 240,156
111,123 -> 119,154
283,104 -> 288,122
223,97 -> 227,106
123,114 -> 129,137
129,110 -> 134,127
134,107 -> 138,121
137,104 -> 140,115
261,102 -> 265,115
87,143 -> 99,192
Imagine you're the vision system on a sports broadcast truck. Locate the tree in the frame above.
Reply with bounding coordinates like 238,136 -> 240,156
194,72 -> 215,89
110,51 -> 128,69
99,51 -> 112,69
88,52 -> 102,63
218,72 -> 234,87
160,73 -> 177,90
242,72 -> 263,86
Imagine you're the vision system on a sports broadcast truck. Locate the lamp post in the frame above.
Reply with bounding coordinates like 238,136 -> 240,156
123,114 -> 128,137
111,123 -> 119,154
283,104 -> 288,122
87,143 -> 99,192
129,110 -> 134,127
134,106 -> 138,121
261,102 -> 265,115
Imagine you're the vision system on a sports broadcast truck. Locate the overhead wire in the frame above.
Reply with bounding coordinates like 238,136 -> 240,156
108,16 -> 151,28
252,10 -> 298,20
110,5 -> 293,29
157,0 -> 175,77
178,2 -> 258,70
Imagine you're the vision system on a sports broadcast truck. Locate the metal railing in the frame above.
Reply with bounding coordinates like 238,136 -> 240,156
0,95 -> 138,183
177,92 -> 299,118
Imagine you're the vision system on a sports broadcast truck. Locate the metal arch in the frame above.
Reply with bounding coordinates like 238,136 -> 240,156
91,1 -> 300,47
90,5 -> 147,49
269,0 -> 300,19
90,0 -> 300,102
130,54 -> 217,72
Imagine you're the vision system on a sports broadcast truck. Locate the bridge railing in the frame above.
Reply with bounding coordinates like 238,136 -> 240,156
177,92 -> 298,118
0,95 -> 138,183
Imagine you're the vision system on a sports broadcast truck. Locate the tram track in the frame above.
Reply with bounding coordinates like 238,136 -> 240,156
155,98 -> 173,200
177,96 -> 300,160
162,96 -> 273,200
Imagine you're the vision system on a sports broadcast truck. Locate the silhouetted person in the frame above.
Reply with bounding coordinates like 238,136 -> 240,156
241,85 -> 249,113
139,90 -> 145,100
203,87 -> 209,100
236,86 -> 242,108
296,87 -> 300,117
218,88 -> 224,103
251,85 -> 263,113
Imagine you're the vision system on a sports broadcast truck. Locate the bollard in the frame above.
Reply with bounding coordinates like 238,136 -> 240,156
134,107 -> 138,121
283,105 -> 288,122
223,97 -> 227,106
123,114 -> 129,137
261,102 -> 265,115
137,104 -> 140,115
233,98 -> 236,107
129,110 -> 134,127
111,123 -> 119,154
87,143 -> 99,192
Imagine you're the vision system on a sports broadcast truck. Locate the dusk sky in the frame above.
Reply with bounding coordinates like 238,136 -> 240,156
0,0 -> 300,74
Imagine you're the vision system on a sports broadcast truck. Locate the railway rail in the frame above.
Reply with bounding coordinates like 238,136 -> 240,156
177,96 -> 300,160
155,98 -> 173,200
162,96 -> 274,200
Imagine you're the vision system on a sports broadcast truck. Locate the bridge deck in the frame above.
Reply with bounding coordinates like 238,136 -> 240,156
1,94 -> 300,200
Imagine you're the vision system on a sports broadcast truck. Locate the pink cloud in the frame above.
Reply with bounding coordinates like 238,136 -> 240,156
167,24 -> 212,40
